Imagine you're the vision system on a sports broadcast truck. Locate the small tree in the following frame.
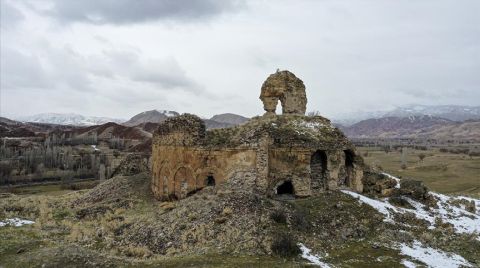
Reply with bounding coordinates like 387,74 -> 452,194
418,153 -> 426,162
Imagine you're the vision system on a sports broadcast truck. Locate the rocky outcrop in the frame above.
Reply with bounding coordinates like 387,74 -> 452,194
111,154 -> 149,177
260,70 -> 307,115
362,172 -> 398,197
399,179 -> 430,201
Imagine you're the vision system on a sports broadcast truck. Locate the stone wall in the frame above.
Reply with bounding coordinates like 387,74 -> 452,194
266,147 -> 363,196
151,144 -> 259,200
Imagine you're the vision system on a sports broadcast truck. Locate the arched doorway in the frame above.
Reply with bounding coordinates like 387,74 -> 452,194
344,150 -> 355,187
205,175 -> 215,186
276,181 -> 294,195
310,150 -> 328,191
173,167 -> 195,199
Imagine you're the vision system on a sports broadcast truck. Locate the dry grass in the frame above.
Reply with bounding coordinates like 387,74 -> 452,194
358,146 -> 480,197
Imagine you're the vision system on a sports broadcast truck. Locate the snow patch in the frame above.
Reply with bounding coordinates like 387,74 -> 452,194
401,260 -> 417,268
381,172 -> 400,188
341,190 -> 398,223
400,241 -> 472,267
0,218 -> 35,227
91,145 -> 100,151
341,188 -> 480,238
298,243 -> 331,267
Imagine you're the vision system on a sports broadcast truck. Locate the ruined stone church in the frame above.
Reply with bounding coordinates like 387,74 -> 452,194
151,70 -> 365,200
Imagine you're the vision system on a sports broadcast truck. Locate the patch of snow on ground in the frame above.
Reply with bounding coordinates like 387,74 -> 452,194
0,218 -> 35,227
301,121 -> 324,129
341,190 -> 398,223
428,193 -> 480,235
298,243 -> 331,267
400,241 -> 472,268
91,145 -> 100,151
401,260 -> 417,268
381,172 -> 401,188
341,190 -> 480,238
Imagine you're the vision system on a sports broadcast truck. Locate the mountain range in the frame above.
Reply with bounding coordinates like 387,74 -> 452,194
333,104 -> 480,126
340,115 -> 480,140
15,113 -> 125,126
4,104 -> 480,141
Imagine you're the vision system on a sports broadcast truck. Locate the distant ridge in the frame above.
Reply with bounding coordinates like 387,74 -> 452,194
123,110 -> 180,126
210,113 -> 249,125
16,113 -> 124,126
340,115 -> 480,140
333,104 -> 480,126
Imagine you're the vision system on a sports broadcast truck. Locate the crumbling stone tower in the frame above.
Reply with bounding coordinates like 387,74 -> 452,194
151,70 -> 365,201
260,70 -> 307,115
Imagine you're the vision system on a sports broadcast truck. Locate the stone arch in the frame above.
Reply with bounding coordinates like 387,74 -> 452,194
344,150 -> 355,187
152,160 -> 167,197
310,150 -> 328,191
275,180 -> 295,195
259,70 -> 307,115
173,166 -> 195,199
195,167 -> 219,190
158,163 -> 172,197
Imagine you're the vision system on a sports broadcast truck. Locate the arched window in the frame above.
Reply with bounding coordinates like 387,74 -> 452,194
206,175 -> 215,186
344,150 -> 355,187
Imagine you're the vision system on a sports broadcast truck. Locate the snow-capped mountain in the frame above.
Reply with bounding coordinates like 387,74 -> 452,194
333,104 -> 480,126
384,104 -> 480,122
16,113 -> 125,126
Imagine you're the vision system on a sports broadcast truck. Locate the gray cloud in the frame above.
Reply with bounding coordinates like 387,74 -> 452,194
0,47 -> 52,89
1,42 -> 201,93
42,0 -> 245,24
2,0 -> 479,120
0,1 -> 25,28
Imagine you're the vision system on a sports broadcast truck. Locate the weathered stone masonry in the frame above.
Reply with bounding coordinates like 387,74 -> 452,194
152,70 -> 365,201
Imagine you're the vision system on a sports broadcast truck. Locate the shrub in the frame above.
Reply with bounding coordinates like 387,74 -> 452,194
270,209 -> 287,224
291,209 -> 310,231
400,163 -> 407,170
122,245 -> 152,258
468,150 -> 480,157
271,232 -> 301,257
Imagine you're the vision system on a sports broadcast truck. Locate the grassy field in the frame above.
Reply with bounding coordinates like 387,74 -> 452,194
357,146 -> 480,197
0,180 -> 99,196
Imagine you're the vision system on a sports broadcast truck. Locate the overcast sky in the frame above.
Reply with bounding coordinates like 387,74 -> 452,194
1,0 -> 479,120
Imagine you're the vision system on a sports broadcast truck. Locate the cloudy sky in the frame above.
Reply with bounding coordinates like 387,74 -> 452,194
1,0 -> 479,120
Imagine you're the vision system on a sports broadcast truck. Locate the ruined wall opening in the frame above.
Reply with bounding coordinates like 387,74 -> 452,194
173,167 -> 194,199
276,181 -> 294,195
275,100 -> 281,114
206,175 -> 216,186
311,150 -> 328,190
344,150 -> 355,187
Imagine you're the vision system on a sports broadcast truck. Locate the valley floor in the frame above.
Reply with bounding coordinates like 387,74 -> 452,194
358,146 -> 480,198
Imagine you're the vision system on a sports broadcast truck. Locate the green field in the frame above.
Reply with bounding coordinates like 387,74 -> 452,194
358,146 -> 480,197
